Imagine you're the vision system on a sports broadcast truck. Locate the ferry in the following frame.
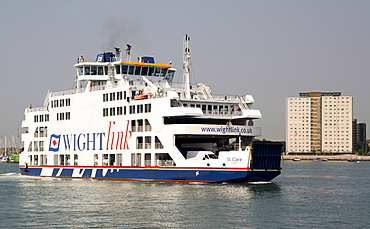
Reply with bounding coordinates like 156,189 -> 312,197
18,35 -> 282,183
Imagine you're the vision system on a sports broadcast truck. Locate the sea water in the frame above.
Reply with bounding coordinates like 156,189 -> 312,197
0,161 -> 369,228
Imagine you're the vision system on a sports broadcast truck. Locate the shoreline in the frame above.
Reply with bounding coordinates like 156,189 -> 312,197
284,154 -> 370,161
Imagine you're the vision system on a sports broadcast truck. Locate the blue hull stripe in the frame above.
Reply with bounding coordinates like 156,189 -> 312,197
19,167 -> 280,183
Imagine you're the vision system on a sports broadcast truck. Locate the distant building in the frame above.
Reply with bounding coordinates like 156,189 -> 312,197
286,92 -> 353,154
353,119 -> 366,143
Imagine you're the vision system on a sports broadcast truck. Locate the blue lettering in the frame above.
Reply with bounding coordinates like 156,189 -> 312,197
77,133 -> 86,151
97,132 -> 105,150
86,133 -> 96,150
63,135 -> 72,150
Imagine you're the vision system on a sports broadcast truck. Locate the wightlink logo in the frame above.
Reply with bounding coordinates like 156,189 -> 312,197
48,121 -> 132,152
200,126 -> 253,134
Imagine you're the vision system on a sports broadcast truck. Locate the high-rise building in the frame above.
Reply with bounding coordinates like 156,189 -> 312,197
353,119 -> 366,143
286,92 -> 353,154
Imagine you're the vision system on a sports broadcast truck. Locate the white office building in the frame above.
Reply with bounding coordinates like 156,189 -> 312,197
286,92 -> 353,154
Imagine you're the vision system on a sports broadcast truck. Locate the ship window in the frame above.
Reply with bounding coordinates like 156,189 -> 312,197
154,67 -> 161,76
28,142 -> 33,152
74,154 -> 78,166
84,66 -> 91,75
208,105 -> 212,114
117,106 -> 123,115
54,100 -> 59,107
116,154 -> 122,166
155,153 -> 173,166
160,68 -> 168,77
66,112 -> 70,120
39,115 -> 44,122
102,154 -> 108,166
110,107 -> 115,116
34,127 -> 39,138
134,66 -> 141,75
66,98 -> 70,106
165,70 -> 175,83
60,99 -> 64,107
145,153 -> 151,166
39,141 -> 44,151
117,91 -> 123,100
34,155 -> 38,165
115,65 -> 120,74
77,66 -> 83,75
39,155 -> 44,165
91,66 -> 97,75
219,105 -> 223,114
129,105 -> 135,114
155,136 -> 163,149
54,154 -> 58,165
141,66 -> 148,76
104,66 -> 108,75
145,104 -> 151,113
170,99 -> 179,107
109,154 -> 115,166
137,137 -> 143,149
137,104 -> 143,113
137,119 -> 143,132
94,154 -> 98,166
34,141 -> 39,152
131,120 -> 136,132
128,65 -> 135,75
65,155 -> 70,166
148,67 -> 155,76
202,105 -> 206,113
110,92 -> 115,101
124,106 -> 127,115
145,136 -> 151,149
103,108 -> 108,117
103,93 -> 108,102
131,153 -> 141,166
190,104 -> 195,108
29,155 -> 33,164
122,65 -> 128,74
124,91 -> 127,99
98,66 -> 104,75
39,127 -> 44,137
145,119 -> 152,131
60,113 -> 65,120
59,155 -> 64,165
34,115 -> 38,123
213,105 -> 218,114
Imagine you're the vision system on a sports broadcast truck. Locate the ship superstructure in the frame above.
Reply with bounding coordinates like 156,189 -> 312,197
19,36 -> 282,182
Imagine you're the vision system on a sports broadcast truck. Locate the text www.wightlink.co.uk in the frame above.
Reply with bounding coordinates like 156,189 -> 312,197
200,126 -> 253,134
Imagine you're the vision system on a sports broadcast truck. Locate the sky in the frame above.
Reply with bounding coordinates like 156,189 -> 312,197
1,0 -> 370,142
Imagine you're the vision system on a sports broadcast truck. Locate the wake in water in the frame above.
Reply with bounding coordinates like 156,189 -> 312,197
0,172 -> 19,176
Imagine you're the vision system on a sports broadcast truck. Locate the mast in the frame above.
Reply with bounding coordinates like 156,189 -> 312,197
183,35 -> 191,99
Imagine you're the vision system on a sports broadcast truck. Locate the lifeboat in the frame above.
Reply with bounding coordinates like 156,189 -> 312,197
134,93 -> 152,100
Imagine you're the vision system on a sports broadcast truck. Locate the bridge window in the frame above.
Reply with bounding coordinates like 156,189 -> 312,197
122,65 -> 128,74
141,66 -> 148,75
98,66 -> 104,75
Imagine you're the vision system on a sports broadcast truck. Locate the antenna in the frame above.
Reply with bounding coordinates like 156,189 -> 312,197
114,47 -> 121,61
183,35 -> 191,99
125,44 -> 132,61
